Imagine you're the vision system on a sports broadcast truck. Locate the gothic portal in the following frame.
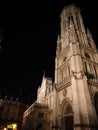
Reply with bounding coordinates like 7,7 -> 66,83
22,4 -> 98,130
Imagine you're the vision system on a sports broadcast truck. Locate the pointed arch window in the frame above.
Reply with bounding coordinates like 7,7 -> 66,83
76,13 -> 82,32
65,104 -> 73,113
84,61 -> 87,72
64,104 -> 74,130
85,53 -> 90,58
94,65 -> 97,77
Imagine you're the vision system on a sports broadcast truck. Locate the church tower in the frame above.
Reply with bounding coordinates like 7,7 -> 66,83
21,4 -> 98,130
54,4 -> 98,130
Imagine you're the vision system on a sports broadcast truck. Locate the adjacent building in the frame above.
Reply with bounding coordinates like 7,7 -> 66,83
0,94 -> 28,130
22,4 -> 98,130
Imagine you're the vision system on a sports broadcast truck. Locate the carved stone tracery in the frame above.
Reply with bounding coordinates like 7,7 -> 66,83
71,70 -> 84,79
58,90 -> 72,117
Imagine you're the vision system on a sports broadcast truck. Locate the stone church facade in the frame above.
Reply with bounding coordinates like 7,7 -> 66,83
21,4 -> 98,130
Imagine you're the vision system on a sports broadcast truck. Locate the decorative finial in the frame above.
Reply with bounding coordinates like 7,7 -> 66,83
43,70 -> 45,77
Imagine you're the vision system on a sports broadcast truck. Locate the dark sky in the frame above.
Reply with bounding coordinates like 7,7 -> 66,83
0,0 -> 98,104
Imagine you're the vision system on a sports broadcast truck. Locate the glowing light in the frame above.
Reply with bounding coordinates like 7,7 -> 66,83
7,123 -> 17,130
7,124 -> 13,128
12,124 -> 17,129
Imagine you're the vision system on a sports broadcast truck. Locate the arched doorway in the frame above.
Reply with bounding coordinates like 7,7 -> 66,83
94,92 -> 98,119
64,104 -> 74,130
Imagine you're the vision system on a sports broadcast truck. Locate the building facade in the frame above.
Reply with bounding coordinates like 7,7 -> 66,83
0,96 -> 27,130
22,4 -> 98,130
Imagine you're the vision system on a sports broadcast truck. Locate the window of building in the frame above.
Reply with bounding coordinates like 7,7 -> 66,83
66,104 -> 72,113
85,53 -> 90,58
94,65 -> 97,77
84,61 -> 87,72
49,87 -> 50,93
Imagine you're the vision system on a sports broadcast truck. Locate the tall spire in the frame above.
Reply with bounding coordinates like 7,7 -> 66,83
87,28 -> 96,49
43,70 -> 46,77
56,35 -> 61,56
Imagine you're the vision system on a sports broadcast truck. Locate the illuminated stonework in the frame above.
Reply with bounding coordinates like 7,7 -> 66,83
0,97 -> 27,130
22,4 -> 98,130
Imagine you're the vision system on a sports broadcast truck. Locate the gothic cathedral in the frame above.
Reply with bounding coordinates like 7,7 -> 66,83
22,4 -> 98,130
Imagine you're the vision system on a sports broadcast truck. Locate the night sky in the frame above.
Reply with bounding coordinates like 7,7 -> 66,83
0,0 -> 98,104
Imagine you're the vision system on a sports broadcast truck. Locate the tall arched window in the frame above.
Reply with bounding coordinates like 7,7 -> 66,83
94,65 -> 97,77
64,104 -> 73,130
94,92 -> 98,119
84,61 -> 87,73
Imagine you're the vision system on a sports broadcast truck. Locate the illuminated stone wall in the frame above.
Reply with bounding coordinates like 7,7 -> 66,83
22,4 -> 98,130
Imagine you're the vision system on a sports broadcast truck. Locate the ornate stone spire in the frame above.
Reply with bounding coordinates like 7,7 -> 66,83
56,34 -> 61,56
87,28 -> 96,49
